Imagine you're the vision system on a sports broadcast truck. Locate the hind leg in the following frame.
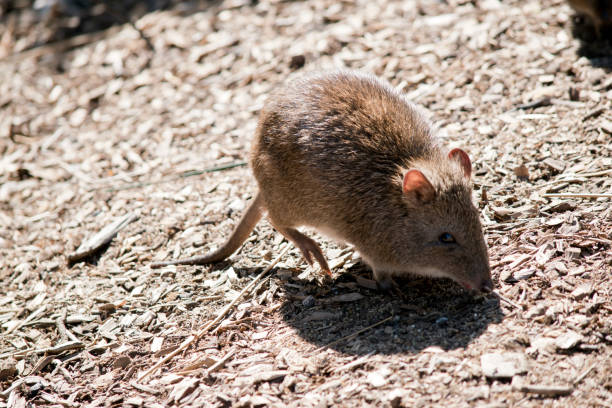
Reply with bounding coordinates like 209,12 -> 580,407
274,225 -> 331,275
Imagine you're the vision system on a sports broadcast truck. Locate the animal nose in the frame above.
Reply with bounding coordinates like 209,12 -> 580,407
480,277 -> 493,293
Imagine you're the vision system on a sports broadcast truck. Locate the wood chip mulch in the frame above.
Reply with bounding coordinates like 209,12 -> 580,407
1,0 -> 610,407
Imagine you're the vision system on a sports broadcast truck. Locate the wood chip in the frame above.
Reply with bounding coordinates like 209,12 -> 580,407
68,213 -> 139,263
2,1 -> 611,406
570,284 -> 593,300
168,377 -> 199,403
480,353 -> 528,379
0,358 -> 18,381
543,158 -> 566,172
555,331 -> 583,351
513,378 -> 573,397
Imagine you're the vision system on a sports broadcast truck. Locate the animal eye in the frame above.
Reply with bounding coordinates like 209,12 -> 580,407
439,233 -> 456,244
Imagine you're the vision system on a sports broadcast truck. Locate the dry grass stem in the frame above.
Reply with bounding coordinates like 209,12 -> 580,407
138,244 -> 290,382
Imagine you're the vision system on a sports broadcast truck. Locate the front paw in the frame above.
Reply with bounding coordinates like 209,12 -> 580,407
375,273 -> 396,291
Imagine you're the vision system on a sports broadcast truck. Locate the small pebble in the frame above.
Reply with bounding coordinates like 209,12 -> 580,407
435,316 -> 449,326
302,295 -> 315,308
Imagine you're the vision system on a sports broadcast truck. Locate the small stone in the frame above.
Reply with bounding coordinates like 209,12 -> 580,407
480,353 -> 528,379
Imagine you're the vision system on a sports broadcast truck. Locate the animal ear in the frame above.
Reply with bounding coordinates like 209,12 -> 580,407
403,169 -> 435,202
448,148 -> 472,178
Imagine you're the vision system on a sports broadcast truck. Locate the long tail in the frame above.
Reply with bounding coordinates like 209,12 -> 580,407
150,193 -> 264,268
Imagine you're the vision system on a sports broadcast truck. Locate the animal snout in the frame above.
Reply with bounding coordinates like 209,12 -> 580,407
463,274 -> 493,294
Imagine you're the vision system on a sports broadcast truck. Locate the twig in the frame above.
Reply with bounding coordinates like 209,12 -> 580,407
5,305 -> 46,335
207,349 -> 236,373
0,376 -> 46,399
582,107 -> 605,121
103,161 -> 247,192
530,169 -> 612,191
137,244 -> 291,382
494,292 -> 522,310
541,193 -> 612,199
67,212 -> 139,263
39,391 -> 79,408
512,97 -> 552,111
334,351 -> 375,372
573,363 -> 596,385
514,383 -> 573,397
196,295 -> 224,302
0,26 -> 122,65
130,381 -> 161,395
576,169 -> 612,178
56,310 -> 80,343
553,234 -> 612,246
0,340 -> 84,360
308,316 -> 393,356
175,349 -> 236,376
29,355 -> 55,376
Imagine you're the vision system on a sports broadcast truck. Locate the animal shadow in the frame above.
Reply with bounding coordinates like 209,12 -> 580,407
276,263 -> 503,356
570,15 -> 612,70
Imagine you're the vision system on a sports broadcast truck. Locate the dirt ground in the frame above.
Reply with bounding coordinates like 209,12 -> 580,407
1,0 -> 611,407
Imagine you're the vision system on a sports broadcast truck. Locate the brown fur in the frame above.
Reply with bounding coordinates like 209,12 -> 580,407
567,0 -> 612,38
153,71 -> 492,293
